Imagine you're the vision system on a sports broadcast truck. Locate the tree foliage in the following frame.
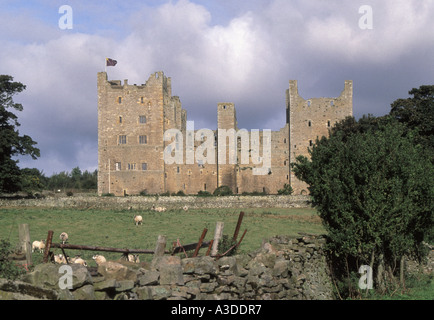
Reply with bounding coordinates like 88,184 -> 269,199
0,75 -> 40,193
46,167 -> 97,191
291,114 -> 433,294
390,85 -> 434,156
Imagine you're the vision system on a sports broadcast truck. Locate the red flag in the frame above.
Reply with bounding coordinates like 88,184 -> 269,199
106,58 -> 117,66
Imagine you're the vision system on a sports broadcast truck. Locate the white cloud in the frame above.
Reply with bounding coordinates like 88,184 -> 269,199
1,0 -> 433,176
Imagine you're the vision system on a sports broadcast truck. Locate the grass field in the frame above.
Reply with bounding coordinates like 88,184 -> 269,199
0,206 -> 323,266
1,205 -> 432,300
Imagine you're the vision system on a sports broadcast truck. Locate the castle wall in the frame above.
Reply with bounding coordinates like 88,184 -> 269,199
97,72 -> 353,196
287,80 -> 353,194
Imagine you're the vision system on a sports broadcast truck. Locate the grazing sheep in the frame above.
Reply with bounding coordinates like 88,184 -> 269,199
54,254 -> 67,264
120,253 -> 140,263
70,256 -> 87,267
152,204 -> 167,212
127,254 -> 140,263
32,240 -> 45,253
59,232 -> 69,244
92,254 -> 107,266
134,215 -> 143,226
182,205 -> 188,211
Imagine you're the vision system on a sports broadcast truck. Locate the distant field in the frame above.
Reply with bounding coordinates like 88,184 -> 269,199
0,206 -> 323,266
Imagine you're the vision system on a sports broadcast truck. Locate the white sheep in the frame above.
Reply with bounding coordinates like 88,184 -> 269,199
59,232 -> 69,244
120,253 -> 140,263
70,256 -> 88,267
182,205 -> 188,211
54,254 -> 67,264
92,254 -> 107,266
32,240 -> 45,253
127,254 -> 140,263
154,206 -> 166,212
134,215 -> 143,226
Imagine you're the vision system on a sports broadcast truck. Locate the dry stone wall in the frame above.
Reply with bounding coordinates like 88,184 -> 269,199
0,195 -> 312,210
0,235 -> 334,300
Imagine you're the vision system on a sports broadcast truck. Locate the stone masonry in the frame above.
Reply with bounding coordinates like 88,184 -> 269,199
97,72 -> 353,196
1,235 -> 335,300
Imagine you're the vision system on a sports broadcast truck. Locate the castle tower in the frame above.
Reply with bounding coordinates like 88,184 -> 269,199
97,71 -> 179,196
287,80 -> 353,194
216,102 -> 238,191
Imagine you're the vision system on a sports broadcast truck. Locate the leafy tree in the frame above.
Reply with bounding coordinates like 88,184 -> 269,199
46,167 -> 97,191
390,85 -> 434,162
20,168 -> 47,193
71,166 -> 82,189
0,75 -> 40,193
291,116 -> 433,294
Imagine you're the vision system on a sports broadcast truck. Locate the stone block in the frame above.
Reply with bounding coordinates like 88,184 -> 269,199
97,261 -> 137,282
138,270 -> 160,286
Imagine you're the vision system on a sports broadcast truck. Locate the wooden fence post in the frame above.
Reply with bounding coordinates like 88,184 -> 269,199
233,211 -> 245,242
154,235 -> 167,258
211,221 -> 224,256
193,228 -> 208,257
43,230 -> 54,263
18,224 -> 32,267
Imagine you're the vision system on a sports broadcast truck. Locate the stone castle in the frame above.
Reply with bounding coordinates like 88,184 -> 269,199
97,71 -> 353,196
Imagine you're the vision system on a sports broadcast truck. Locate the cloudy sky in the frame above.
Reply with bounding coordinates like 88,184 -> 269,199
2,0 -> 433,176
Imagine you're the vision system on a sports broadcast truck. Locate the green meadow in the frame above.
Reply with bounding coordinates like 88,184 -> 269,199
0,206 -> 323,266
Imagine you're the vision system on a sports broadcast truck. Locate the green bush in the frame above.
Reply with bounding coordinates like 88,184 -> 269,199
277,184 -> 293,195
197,190 -> 212,197
213,186 -> 233,196
0,239 -> 26,280
292,115 -> 434,297
218,235 -> 238,256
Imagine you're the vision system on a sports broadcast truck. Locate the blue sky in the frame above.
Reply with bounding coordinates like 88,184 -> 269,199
1,0 -> 433,176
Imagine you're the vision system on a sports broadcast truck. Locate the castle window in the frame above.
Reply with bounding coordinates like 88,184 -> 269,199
128,163 -> 136,170
309,140 -> 313,146
204,183 -> 207,191
115,162 -> 121,171
139,115 -> 146,123
327,120 -> 331,127
177,166 -> 180,173
119,116 -> 122,124
118,135 -> 127,144
284,138 -> 287,144
308,120 -> 311,127
140,97 -> 144,104
118,97 -> 122,104
139,135 -> 147,144
141,163 -> 148,171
